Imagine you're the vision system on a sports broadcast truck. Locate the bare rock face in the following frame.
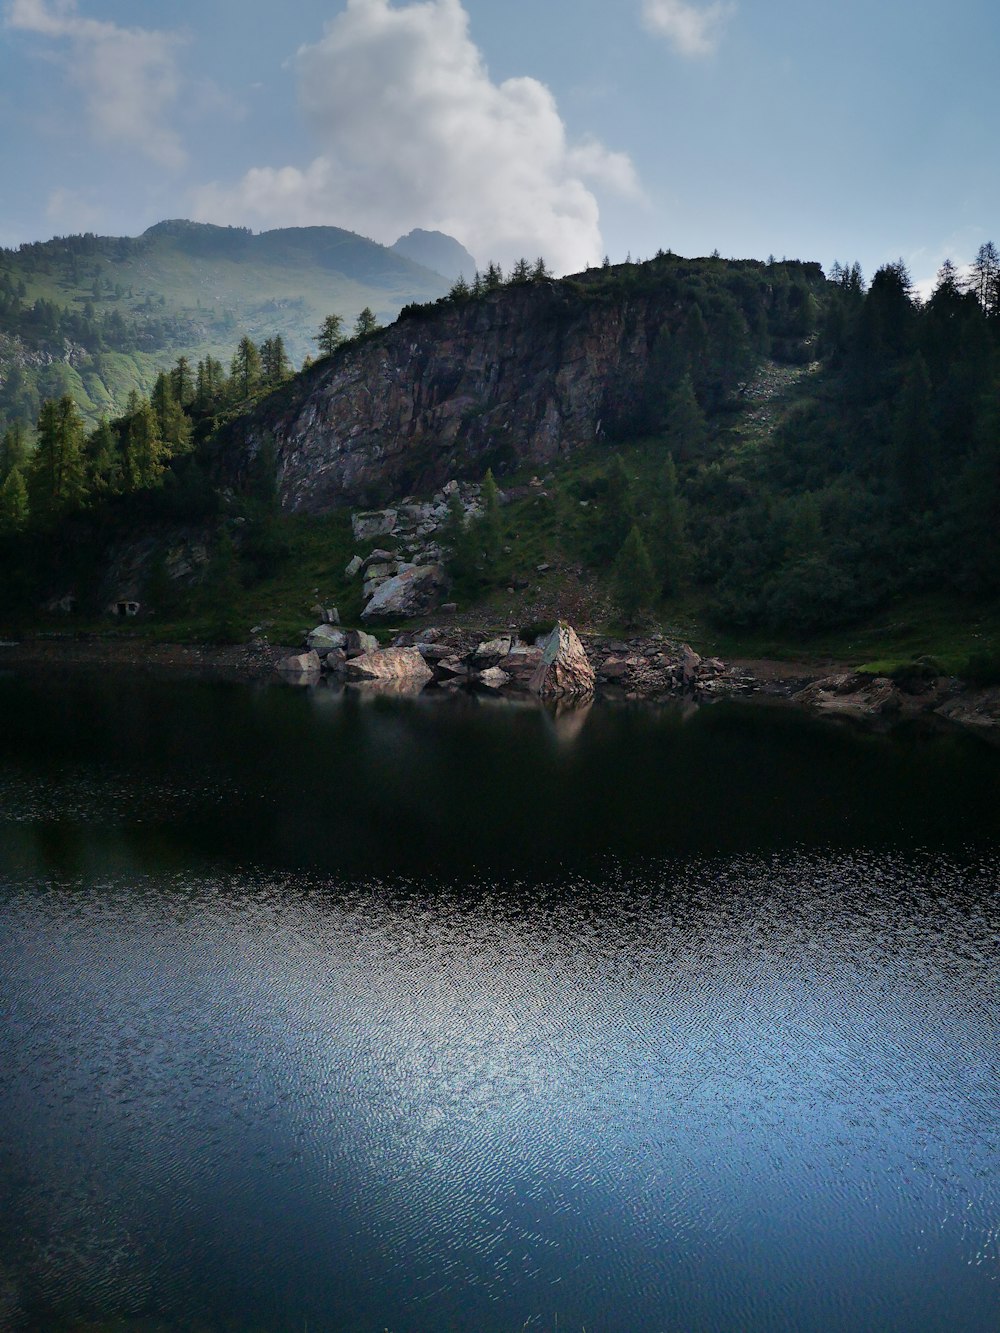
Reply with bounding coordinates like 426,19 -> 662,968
345,647 -> 433,686
223,284 -> 684,512
529,622 -> 595,699
361,564 -> 447,621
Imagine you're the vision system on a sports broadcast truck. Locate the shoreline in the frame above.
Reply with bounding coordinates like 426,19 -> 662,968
1,631 -> 998,738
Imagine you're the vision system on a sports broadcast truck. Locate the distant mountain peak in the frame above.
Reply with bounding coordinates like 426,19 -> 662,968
391,229 -> 477,282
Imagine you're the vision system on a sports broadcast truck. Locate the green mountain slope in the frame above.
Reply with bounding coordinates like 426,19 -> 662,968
0,219 -> 453,430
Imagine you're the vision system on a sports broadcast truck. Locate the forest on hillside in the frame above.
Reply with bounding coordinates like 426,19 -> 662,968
0,244 -> 998,648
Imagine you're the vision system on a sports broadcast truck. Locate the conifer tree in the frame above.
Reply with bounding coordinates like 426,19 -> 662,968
315,314 -> 345,357
170,355 -> 194,406
0,466 -> 29,533
260,335 -> 292,385
0,422 -> 29,483
230,336 -> 262,399
665,373 -> 708,460
614,524 -> 656,624
27,395 -> 87,520
353,307 -> 379,338
892,353 -> 937,504
151,372 -> 192,456
85,418 -> 122,496
122,396 -> 165,491
598,455 -> 636,561
651,455 -> 688,595
195,356 -> 227,411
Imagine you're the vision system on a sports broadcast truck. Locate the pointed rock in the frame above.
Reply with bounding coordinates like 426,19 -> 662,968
529,622 -> 595,698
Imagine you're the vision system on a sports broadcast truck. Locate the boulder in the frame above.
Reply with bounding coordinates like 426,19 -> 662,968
795,673 -> 902,718
352,509 -> 397,541
529,622 -> 596,698
473,635 -> 513,663
277,650 -> 321,676
361,564 -> 448,621
361,549 -> 396,574
306,625 -> 347,655
680,644 -> 702,685
321,648 -> 347,674
478,666 -> 510,690
500,645 -> 543,684
345,629 -> 380,657
345,555 -> 364,579
345,647 -> 433,686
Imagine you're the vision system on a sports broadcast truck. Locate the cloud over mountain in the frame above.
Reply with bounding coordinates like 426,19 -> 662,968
192,0 -> 639,276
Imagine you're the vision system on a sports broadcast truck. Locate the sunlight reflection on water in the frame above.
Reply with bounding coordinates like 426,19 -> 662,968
1,852 -> 997,1331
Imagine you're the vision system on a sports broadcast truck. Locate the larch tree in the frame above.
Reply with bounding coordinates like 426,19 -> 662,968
0,466 -> 29,534
353,307 -> 380,338
230,336 -> 262,399
315,314 -> 345,357
27,396 -> 88,520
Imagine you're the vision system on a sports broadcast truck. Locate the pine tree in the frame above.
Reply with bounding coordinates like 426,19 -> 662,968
195,356 -> 227,411
651,455 -> 688,595
449,275 -> 471,301
230,336 -> 262,399
170,355 -> 194,406
665,373 -> 708,460
315,314 -> 345,357
151,372 -> 192,456
353,307 -> 379,338
260,335 -> 292,385
122,397 -> 166,491
614,525 -> 656,625
27,396 -> 87,520
598,455 -> 636,561
0,422 -> 29,483
892,353 -> 937,504
85,418 -> 122,496
0,466 -> 29,533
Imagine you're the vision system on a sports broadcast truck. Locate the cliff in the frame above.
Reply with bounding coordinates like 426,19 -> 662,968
215,257 -> 827,512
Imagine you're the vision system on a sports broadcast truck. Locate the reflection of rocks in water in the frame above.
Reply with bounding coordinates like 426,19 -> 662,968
347,676 -> 431,698
544,695 -> 594,744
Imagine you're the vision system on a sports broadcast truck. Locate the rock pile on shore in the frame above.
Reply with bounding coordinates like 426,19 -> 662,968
278,620 -> 756,701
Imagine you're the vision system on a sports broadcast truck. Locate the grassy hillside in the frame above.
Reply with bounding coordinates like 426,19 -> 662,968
0,220 -> 452,430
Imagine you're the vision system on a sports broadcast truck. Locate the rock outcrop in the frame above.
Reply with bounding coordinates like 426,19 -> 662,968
345,647 -> 433,686
219,273 -> 832,512
361,564 -> 448,621
529,623 -> 596,698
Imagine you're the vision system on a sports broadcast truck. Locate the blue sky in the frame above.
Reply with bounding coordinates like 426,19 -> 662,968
2,0 -> 998,288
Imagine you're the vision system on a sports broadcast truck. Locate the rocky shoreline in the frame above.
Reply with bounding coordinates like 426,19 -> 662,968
2,626 -> 998,736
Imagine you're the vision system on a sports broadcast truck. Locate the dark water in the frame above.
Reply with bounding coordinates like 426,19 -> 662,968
0,674 -> 997,1331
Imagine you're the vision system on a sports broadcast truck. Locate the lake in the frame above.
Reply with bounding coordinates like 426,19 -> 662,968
0,672 -> 997,1331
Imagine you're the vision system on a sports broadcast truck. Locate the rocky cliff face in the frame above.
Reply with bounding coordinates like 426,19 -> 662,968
224,280 -> 671,513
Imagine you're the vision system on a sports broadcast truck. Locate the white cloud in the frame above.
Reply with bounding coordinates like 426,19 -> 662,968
5,0 -> 187,168
192,0 -> 640,276
641,0 -> 735,58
